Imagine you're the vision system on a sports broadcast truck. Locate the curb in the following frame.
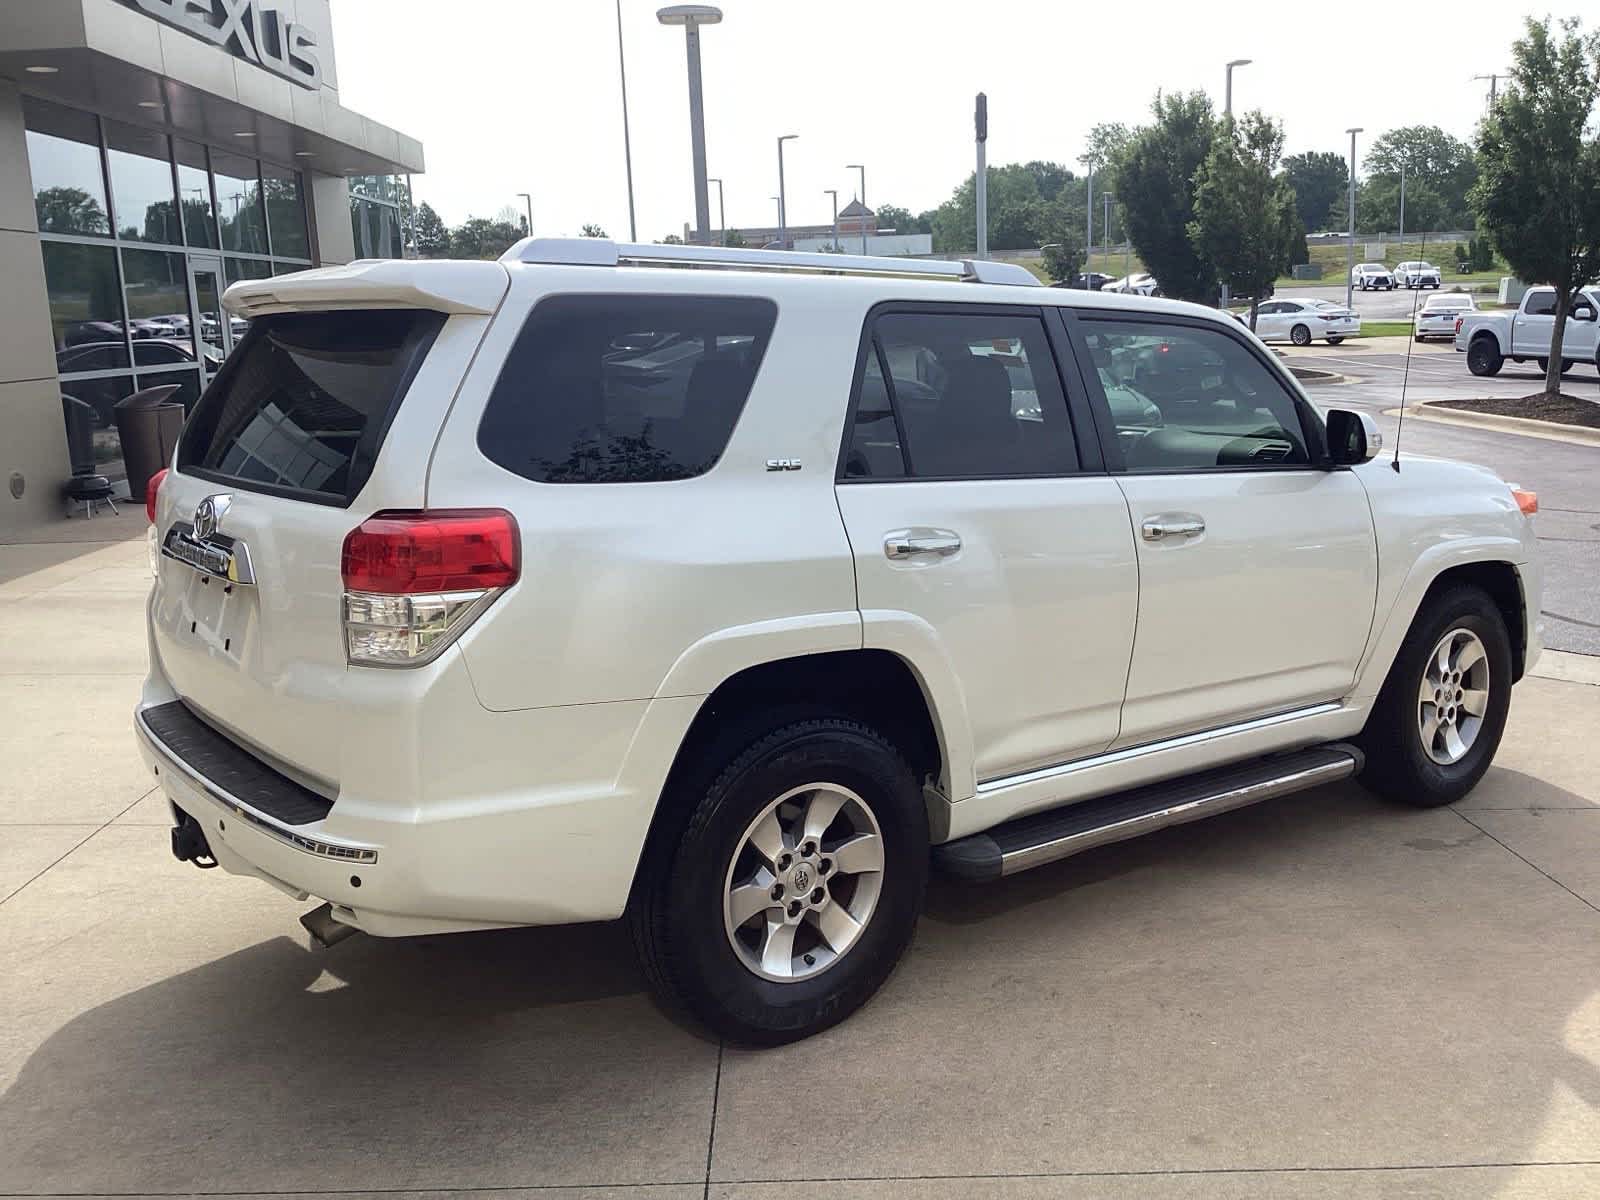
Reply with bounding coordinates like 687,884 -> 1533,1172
1383,401 -> 1600,448
1530,648 -> 1600,687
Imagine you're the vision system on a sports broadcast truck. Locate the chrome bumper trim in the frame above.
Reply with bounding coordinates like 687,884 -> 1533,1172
135,708 -> 378,865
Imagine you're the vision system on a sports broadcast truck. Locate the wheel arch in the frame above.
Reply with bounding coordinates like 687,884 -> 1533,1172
631,647 -> 960,900
1357,551 -> 1531,702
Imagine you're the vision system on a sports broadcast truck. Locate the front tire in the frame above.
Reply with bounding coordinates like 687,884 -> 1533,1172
1358,585 -> 1513,807
630,718 -> 928,1044
1291,323 -> 1312,346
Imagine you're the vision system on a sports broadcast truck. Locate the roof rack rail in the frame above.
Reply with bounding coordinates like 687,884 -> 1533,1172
501,237 -> 1040,287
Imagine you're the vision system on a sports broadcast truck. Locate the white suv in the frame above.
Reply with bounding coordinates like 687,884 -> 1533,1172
1395,261 -> 1442,289
138,239 -> 1542,1043
1351,262 -> 1396,290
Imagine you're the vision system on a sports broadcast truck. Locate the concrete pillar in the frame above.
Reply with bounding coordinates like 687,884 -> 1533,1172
0,79 -> 75,537
309,172 -> 355,266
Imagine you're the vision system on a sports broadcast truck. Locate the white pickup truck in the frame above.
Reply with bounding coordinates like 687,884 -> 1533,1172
1455,285 -> 1600,376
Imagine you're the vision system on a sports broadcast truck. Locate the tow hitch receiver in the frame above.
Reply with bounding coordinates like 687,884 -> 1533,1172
170,808 -> 217,869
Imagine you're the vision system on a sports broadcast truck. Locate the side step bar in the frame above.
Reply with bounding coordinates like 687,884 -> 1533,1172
935,743 -> 1363,882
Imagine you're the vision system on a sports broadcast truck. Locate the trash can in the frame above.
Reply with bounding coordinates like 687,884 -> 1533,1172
114,384 -> 184,504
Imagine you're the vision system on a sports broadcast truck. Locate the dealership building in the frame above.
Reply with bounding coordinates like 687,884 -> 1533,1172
0,0 -> 423,535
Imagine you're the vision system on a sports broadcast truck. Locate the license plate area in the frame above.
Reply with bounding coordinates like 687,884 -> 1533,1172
162,521 -> 256,586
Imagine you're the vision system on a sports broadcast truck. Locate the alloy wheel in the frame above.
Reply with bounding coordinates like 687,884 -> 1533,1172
1417,628 -> 1491,765
723,782 -> 885,982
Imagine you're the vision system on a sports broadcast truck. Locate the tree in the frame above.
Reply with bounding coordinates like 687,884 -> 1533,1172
1472,15 -> 1600,397
34,186 -> 109,236
580,223 -> 607,238
1190,112 -> 1298,329
413,202 -> 450,257
1357,175 -> 1447,235
1041,232 -> 1085,284
723,229 -> 747,248
1281,151 -> 1347,231
449,216 -> 524,259
1113,91 -> 1218,303
660,233 -> 684,245
1082,122 -> 1131,176
874,204 -> 923,234
925,161 -> 1083,253
1365,125 -> 1477,228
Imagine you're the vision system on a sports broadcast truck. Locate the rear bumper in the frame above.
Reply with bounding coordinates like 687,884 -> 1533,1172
134,675 -> 704,936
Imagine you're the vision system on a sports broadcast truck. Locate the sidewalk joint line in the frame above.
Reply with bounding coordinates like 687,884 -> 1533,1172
703,1039 -> 724,1200
1454,809 -> 1600,915
0,786 -> 159,908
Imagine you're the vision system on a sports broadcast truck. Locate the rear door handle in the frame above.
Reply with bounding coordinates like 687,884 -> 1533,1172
1140,514 -> 1206,541
884,528 -> 963,560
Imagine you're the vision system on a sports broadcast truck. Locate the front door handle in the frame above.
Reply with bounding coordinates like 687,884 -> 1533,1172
1140,514 -> 1206,541
884,528 -> 963,560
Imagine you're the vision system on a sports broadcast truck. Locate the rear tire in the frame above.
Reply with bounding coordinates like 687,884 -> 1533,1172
629,717 -> 928,1045
1468,337 -> 1503,377
1291,324 -> 1312,346
1327,335 -> 1345,345
1358,585 -> 1513,808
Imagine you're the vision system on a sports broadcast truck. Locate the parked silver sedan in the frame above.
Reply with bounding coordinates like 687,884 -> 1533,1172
1414,292 -> 1476,341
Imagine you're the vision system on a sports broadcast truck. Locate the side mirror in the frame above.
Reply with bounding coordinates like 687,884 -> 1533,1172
1326,408 -> 1383,465
1573,305 -> 1596,322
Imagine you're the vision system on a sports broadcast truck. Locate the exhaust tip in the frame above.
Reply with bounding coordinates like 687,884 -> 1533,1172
300,901 -> 361,949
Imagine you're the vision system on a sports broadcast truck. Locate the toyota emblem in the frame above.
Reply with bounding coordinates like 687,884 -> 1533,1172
193,494 -> 231,540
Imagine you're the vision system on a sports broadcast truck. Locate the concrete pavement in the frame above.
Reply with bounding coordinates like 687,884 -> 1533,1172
3,525 -> 1600,1199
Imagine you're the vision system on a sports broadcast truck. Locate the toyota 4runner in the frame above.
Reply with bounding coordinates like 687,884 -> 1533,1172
137,238 -> 1542,1043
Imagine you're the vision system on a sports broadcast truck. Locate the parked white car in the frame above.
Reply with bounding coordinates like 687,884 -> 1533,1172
1395,261 -> 1443,289
1414,292 -> 1477,341
1351,263 -> 1396,290
1251,298 -> 1361,345
1454,285 -> 1600,375
1105,272 -> 1160,296
137,239 -> 1542,1044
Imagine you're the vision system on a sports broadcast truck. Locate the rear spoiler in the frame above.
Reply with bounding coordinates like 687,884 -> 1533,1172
223,259 -> 510,318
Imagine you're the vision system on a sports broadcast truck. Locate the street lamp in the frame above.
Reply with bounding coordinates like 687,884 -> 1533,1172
1100,191 -> 1113,276
707,176 -> 726,245
776,133 -> 798,249
824,188 -> 839,251
846,163 -> 866,254
657,5 -> 722,245
1224,58 -> 1252,117
515,192 -> 533,237
1346,126 -> 1363,310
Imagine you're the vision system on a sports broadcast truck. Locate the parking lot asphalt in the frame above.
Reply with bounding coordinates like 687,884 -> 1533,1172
1282,338 -> 1600,657
2,534 -> 1599,1199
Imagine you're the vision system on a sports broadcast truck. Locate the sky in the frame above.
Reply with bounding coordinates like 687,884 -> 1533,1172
328,0 -> 1545,238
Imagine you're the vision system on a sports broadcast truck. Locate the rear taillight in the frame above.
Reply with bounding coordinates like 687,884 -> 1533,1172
146,468 -> 168,523
340,509 -> 520,667
1455,317 -> 1464,334
1508,484 -> 1539,515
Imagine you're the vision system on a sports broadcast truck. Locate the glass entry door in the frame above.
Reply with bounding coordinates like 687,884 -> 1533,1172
188,254 -> 230,388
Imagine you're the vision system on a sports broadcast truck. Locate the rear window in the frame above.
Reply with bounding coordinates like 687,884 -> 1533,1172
178,309 -> 444,505
476,294 -> 777,483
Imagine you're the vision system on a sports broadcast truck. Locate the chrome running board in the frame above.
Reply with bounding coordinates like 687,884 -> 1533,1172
935,744 -> 1362,882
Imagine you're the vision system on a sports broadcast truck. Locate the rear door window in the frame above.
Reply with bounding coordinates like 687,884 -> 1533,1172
178,309 -> 445,505
477,294 -> 777,483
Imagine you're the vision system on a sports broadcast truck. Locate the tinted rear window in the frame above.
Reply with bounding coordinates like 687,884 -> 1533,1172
178,309 -> 444,505
477,294 -> 777,483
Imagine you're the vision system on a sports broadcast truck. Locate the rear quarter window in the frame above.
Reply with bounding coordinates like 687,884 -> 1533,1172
476,294 -> 777,483
177,309 -> 445,505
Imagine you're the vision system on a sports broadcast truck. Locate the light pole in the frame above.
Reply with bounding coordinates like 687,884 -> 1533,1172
1101,190 -> 1112,276
516,192 -> 533,237
846,162 -> 866,254
657,5 -> 722,245
707,176 -> 725,245
1224,58 -> 1251,117
776,133 -> 797,249
1084,167 -> 1092,288
975,92 -> 988,260
1398,160 -> 1406,250
824,188 -> 839,250
615,0 -> 637,241
1345,126 -> 1363,310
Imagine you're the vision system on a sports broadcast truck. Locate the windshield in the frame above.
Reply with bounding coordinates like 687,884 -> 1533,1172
1424,297 -> 1471,311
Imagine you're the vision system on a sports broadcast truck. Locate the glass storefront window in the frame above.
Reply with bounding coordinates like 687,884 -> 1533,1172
224,256 -> 273,284
175,140 -> 219,249
350,195 -> 404,259
122,248 -> 193,353
24,98 -> 111,237
263,165 -> 309,259
106,121 -> 180,245
212,152 -> 268,255
42,242 -> 127,366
